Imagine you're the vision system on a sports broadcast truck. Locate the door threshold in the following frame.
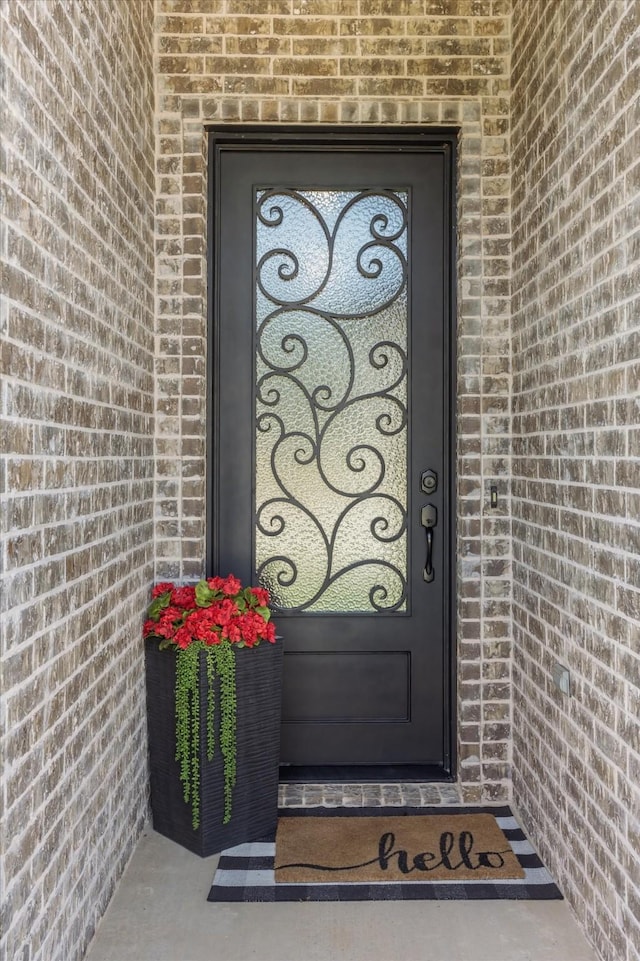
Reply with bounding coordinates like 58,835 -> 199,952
279,764 -> 452,783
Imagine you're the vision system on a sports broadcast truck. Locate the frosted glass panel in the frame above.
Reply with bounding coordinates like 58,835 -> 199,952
255,189 -> 408,613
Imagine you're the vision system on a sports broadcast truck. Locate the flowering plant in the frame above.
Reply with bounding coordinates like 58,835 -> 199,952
145,575 -> 276,650
144,576 -> 276,829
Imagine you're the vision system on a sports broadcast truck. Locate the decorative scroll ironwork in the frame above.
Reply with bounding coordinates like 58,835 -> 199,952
254,188 -> 409,613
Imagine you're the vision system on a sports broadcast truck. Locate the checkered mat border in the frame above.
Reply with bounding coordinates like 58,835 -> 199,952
207,805 -> 563,902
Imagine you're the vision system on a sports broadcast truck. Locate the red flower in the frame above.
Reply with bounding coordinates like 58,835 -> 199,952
184,609 -> 214,641
222,574 -> 242,596
154,619 -> 176,640
211,598 -> 238,628
159,606 -> 183,626
225,621 -> 242,642
207,576 -> 225,592
149,606 -> 183,639
152,582 -> 174,598
239,611 -> 267,646
174,626 -> 192,649
251,587 -> 270,607
171,586 -> 196,609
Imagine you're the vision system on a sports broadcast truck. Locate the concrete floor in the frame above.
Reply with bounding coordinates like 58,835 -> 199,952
85,826 -> 600,961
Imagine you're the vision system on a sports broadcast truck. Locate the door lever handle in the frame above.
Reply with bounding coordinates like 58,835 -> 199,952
421,504 -> 438,583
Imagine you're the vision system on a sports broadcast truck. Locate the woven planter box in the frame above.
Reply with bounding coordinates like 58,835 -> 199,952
145,638 -> 283,857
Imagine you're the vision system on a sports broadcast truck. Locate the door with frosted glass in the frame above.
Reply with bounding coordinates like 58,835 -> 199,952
211,132 -> 454,773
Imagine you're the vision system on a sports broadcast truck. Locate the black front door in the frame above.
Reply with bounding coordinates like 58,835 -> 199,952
210,128 -> 455,776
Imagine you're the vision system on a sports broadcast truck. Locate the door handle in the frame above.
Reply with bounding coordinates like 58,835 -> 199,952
421,504 -> 438,583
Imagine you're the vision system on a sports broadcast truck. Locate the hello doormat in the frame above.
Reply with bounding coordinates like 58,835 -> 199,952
274,811 -> 524,883
207,806 -> 563,902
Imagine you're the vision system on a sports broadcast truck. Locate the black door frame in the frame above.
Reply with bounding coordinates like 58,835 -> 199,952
206,125 -> 458,781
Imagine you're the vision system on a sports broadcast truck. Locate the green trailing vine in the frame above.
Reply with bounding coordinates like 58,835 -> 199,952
175,644 -> 201,827
174,640 -> 237,830
215,641 -> 237,824
205,647 -> 216,763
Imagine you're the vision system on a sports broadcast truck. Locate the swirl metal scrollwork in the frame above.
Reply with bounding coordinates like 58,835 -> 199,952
255,189 -> 409,613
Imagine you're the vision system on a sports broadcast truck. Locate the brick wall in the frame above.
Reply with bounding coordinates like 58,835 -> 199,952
154,0 -> 512,802
1,2 -> 155,960
511,2 -> 640,960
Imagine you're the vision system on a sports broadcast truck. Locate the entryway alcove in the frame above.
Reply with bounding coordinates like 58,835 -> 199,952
2,2 -> 638,961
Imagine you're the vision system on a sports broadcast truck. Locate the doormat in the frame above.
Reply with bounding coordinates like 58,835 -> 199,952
207,806 -> 563,902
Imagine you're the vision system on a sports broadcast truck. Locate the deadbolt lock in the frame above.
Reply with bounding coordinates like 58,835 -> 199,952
421,469 -> 438,495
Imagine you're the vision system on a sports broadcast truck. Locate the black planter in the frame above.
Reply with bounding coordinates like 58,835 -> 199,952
145,638 -> 283,857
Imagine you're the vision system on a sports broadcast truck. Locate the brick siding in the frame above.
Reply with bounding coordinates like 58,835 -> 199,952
0,2 -> 155,960
154,0 -> 513,804
511,2 -> 640,960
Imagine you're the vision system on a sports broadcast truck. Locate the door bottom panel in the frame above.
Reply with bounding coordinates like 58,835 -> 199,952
282,650 -> 410,723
